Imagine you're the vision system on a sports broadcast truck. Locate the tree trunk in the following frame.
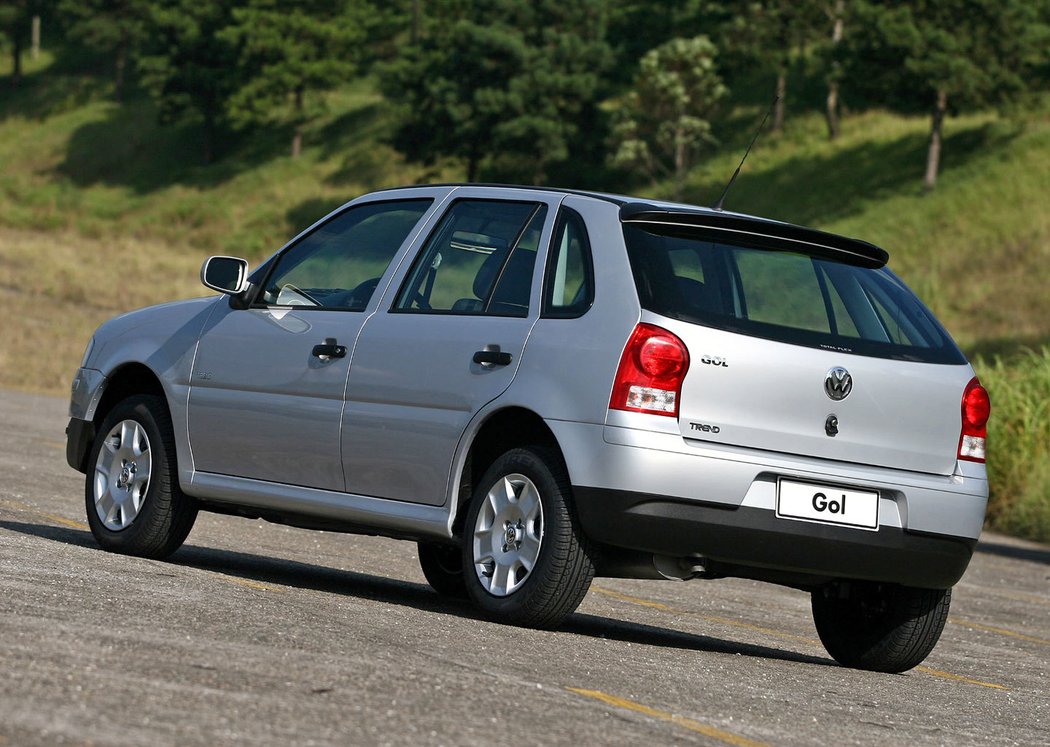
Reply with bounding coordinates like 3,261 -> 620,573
12,33 -> 23,86
202,108 -> 215,165
291,86 -> 304,158
466,151 -> 478,182
825,1 -> 844,141
114,43 -> 127,103
773,72 -> 786,132
825,81 -> 840,141
673,126 -> 686,202
923,89 -> 947,193
31,15 -> 40,60
411,0 -> 421,44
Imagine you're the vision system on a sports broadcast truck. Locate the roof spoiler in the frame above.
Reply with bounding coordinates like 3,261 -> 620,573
619,203 -> 889,269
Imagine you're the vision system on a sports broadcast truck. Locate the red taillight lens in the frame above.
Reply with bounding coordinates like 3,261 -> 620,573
958,377 -> 990,463
609,323 -> 690,417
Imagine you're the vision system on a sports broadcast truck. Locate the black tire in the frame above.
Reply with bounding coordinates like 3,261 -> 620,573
812,581 -> 951,673
461,446 -> 594,629
84,394 -> 197,559
418,541 -> 468,598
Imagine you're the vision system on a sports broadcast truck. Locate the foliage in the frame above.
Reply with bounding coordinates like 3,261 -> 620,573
611,35 -> 726,200
975,350 -> 1050,543
136,0 -> 239,164
721,0 -> 828,131
57,0 -> 150,101
380,0 -> 613,184
843,0 -> 1050,189
221,0 -> 366,158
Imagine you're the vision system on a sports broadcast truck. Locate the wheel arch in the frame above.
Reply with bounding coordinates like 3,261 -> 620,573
451,406 -> 566,538
70,363 -> 169,474
94,363 -> 167,428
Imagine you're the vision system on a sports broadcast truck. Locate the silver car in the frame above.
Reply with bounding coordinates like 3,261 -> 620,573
66,184 -> 990,673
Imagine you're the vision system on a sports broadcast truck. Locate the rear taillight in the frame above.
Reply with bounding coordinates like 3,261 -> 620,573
609,323 -> 690,417
958,377 -> 990,463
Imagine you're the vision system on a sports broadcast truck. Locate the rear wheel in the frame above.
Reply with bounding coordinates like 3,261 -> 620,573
85,394 -> 197,559
417,541 -> 467,598
812,581 -> 951,673
462,446 -> 594,629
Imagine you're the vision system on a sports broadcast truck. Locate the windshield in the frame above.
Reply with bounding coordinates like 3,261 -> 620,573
623,223 -> 965,364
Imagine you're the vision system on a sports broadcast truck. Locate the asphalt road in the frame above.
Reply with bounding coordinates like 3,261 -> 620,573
1,389 -> 1048,746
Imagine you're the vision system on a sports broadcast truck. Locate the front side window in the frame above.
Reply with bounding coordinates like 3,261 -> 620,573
258,199 -> 432,310
395,200 -> 546,316
623,223 -> 965,364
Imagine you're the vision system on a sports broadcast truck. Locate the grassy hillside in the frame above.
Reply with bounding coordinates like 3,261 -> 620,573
1,63 -> 1047,540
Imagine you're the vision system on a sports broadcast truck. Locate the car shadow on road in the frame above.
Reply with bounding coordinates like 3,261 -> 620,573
3,520 -> 832,668
976,539 -> 1050,566
174,544 -> 835,668
0,519 -> 97,549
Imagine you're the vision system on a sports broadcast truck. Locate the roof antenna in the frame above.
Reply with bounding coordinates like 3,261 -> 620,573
711,95 -> 778,212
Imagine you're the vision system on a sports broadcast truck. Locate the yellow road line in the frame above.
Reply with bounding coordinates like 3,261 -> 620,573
914,666 -> 1008,690
592,585 -> 1008,690
199,570 -> 283,593
567,688 -> 769,747
0,498 -> 89,531
950,617 -> 1050,647
38,512 -> 89,531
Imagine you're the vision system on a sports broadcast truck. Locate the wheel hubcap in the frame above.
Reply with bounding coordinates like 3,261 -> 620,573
93,419 -> 152,531
472,473 -> 543,597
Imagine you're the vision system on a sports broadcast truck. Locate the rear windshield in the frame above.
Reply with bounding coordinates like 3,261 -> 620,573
623,224 -> 965,364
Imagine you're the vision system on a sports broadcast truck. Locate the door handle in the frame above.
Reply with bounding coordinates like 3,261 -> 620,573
473,344 -> 512,366
312,338 -> 347,359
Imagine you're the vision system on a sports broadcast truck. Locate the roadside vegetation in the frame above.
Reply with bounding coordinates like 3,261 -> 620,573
1,1 -> 1047,541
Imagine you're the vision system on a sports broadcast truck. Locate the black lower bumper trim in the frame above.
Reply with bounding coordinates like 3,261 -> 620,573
575,486 -> 976,589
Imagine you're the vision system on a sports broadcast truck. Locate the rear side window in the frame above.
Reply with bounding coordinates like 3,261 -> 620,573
543,208 -> 594,318
623,224 -> 964,364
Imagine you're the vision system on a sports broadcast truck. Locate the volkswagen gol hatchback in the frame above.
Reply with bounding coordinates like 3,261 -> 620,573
67,185 -> 990,673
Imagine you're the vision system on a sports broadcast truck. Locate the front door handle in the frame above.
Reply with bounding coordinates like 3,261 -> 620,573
473,344 -> 512,366
312,338 -> 347,359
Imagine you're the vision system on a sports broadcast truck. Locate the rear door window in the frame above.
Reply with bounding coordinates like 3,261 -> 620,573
623,223 -> 964,364
394,200 -> 546,317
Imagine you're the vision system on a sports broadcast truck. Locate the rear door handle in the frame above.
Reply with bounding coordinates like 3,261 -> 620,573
473,344 -> 512,366
312,338 -> 347,359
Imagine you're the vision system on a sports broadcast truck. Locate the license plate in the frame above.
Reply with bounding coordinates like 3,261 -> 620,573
776,479 -> 879,530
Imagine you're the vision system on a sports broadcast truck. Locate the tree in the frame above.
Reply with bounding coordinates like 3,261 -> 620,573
380,0 -> 613,184
846,0 -> 1050,191
611,36 -> 727,201
723,1 -> 825,133
0,0 -> 47,86
59,0 -> 150,101
136,1 -> 240,164
222,0 -> 366,158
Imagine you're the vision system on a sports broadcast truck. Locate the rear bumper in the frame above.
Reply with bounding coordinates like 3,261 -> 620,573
548,419 -> 987,588
575,487 -> 975,589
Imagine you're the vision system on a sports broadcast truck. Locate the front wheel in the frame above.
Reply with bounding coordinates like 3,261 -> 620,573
812,581 -> 951,673
85,394 -> 197,559
462,446 -> 594,629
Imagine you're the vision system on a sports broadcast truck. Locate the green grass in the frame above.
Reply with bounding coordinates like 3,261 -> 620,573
1,61 -> 1048,541
975,350 -> 1050,542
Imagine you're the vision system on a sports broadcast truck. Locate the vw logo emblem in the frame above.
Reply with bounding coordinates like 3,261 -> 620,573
825,367 -> 853,401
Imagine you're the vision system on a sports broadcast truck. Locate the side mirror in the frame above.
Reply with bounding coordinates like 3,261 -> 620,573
201,256 -> 250,295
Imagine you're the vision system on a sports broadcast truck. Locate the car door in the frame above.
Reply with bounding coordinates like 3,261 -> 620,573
342,190 -> 561,505
187,196 -> 438,491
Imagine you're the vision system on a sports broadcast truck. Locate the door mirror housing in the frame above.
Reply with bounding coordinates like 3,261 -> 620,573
201,256 -> 250,295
